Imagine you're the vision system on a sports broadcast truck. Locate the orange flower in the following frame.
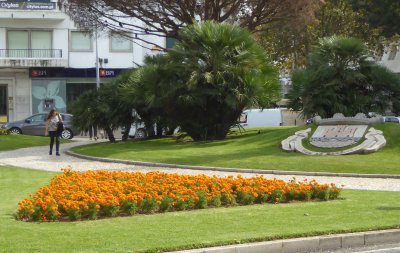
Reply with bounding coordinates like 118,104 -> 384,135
15,169 -> 341,221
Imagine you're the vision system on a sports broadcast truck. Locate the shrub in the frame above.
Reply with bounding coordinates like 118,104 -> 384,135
160,196 -> 173,212
101,204 -> 120,217
237,192 -> 255,205
141,198 -> 158,214
210,195 -> 222,207
0,128 -> 10,135
84,203 -> 99,220
121,200 -> 138,215
195,192 -> 208,209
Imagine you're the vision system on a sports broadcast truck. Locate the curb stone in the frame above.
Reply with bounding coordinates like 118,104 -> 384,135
169,229 -> 400,253
66,150 -> 400,179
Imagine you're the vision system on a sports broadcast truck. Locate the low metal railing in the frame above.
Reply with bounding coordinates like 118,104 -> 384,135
0,49 -> 62,58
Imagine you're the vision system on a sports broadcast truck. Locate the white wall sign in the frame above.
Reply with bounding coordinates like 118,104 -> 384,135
0,1 -> 55,10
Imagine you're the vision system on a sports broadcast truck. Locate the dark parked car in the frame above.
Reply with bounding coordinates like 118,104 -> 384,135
1,113 -> 78,139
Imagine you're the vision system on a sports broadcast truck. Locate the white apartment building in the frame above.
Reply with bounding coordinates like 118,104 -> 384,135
379,45 -> 400,75
0,0 -> 167,123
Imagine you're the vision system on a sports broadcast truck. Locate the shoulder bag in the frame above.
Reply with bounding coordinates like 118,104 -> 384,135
56,114 -> 64,135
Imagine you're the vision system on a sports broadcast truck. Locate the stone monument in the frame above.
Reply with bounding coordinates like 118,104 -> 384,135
281,113 -> 386,155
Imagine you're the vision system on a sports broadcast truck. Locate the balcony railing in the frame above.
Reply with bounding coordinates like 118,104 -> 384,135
0,49 -> 62,58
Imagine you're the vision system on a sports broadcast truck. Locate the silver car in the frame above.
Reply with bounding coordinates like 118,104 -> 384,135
1,113 -> 78,139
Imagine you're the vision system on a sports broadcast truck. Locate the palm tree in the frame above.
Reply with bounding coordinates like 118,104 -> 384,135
289,36 -> 400,118
70,71 -> 136,142
162,21 -> 280,141
119,56 -> 179,138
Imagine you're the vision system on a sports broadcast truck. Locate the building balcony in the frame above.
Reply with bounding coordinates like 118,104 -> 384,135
0,49 -> 68,68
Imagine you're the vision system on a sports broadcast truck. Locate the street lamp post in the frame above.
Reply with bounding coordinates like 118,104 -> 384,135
95,28 -> 100,90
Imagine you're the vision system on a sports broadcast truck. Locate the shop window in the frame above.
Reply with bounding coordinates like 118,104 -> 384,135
71,31 -> 92,52
32,80 -> 67,114
110,32 -> 132,52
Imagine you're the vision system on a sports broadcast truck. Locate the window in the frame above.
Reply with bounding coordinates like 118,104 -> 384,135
29,114 -> 46,122
166,37 -> 177,49
31,31 -> 52,57
7,30 -> 52,57
71,31 -> 92,52
110,33 -> 132,52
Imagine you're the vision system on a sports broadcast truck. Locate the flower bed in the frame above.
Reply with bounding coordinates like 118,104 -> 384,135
16,169 -> 341,222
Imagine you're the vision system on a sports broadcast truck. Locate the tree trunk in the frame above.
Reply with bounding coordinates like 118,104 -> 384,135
105,127 -> 116,143
121,122 -> 131,141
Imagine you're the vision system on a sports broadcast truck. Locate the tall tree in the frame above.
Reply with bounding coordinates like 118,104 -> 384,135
60,0 -> 323,49
119,56 -> 178,138
258,0 -> 383,70
70,71 -> 135,142
288,36 -> 400,118
350,0 -> 400,38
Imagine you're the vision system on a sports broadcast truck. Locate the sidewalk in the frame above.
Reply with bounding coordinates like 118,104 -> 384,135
1,137 -> 400,191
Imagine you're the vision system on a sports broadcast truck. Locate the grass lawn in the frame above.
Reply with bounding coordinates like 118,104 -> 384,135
0,135 -> 71,151
71,124 -> 400,175
1,166 -> 400,253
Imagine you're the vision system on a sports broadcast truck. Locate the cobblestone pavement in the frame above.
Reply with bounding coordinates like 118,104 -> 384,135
1,138 -> 400,191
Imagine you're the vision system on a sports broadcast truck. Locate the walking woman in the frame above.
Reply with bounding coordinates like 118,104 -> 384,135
45,109 -> 63,156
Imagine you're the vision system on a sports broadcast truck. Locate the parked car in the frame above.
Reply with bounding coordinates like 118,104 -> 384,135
383,116 -> 400,123
1,113 -> 78,139
122,122 -> 148,139
121,122 -> 180,139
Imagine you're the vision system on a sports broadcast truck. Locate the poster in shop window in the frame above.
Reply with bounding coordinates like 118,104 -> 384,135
32,80 -> 66,114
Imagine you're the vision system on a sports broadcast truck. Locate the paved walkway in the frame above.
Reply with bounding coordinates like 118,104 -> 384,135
1,138 -> 400,191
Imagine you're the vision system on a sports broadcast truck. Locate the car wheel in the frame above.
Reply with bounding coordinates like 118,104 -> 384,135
9,127 -> 22,135
134,128 -> 147,139
61,128 -> 74,139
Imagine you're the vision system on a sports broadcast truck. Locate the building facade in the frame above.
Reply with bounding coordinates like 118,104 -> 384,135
0,0 -> 165,123
379,45 -> 400,75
